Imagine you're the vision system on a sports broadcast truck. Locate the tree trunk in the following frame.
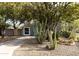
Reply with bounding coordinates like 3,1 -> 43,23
48,30 -> 53,45
13,19 -> 18,36
53,27 -> 57,49
1,29 -> 5,38
46,25 -> 58,50
47,29 -> 55,50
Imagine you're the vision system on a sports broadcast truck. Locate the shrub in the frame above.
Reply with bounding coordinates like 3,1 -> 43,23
61,31 -> 70,38
69,32 -> 76,41
77,37 -> 79,42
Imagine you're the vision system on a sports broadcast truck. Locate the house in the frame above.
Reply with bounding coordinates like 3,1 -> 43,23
1,20 -> 37,36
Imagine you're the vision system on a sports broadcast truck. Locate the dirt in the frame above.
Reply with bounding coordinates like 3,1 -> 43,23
13,39 -> 79,56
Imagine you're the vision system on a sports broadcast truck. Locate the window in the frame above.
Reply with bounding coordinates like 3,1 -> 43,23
23,27 -> 30,35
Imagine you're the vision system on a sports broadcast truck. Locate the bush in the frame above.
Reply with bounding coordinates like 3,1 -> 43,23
61,31 -> 70,38
77,37 -> 79,42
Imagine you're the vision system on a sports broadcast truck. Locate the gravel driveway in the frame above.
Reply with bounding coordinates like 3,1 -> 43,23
13,38 -> 79,56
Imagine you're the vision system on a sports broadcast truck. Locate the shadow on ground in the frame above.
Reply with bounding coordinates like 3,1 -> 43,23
12,37 -> 79,56
0,36 -> 36,46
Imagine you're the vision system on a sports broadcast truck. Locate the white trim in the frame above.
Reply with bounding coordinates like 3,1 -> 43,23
23,27 -> 30,35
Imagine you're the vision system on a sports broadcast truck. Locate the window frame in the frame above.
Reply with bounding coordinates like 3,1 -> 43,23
23,27 -> 30,35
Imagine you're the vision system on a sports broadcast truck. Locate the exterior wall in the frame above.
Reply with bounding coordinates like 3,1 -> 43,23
4,29 -> 35,36
30,24 -> 37,36
5,29 -> 14,36
4,29 -> 23,36
22,21 -> 37,36
18,29 -> 23,35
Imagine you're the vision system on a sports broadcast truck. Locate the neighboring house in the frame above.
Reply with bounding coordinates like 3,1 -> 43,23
3,20 -> 37,36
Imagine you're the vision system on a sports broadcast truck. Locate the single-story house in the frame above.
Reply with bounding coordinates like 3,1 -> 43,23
0,20 -> 37,36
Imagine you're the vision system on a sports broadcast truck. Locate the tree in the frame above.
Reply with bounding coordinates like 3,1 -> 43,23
6,2 -> 33,35
0,16 -> 10,38
0,2 -> 11,38
5,2 -> 23,35
31,2 -> 78,49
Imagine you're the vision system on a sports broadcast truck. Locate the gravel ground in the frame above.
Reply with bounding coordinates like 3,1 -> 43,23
13,39 -> 79,56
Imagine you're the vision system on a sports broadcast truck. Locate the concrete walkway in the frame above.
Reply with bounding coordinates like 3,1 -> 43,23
0,36 -> 35,56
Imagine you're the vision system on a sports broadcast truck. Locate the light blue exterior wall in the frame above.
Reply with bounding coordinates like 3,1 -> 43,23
23,20 -> 38,36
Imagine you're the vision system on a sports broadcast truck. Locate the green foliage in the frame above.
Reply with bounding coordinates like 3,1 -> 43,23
61,31 -> 71,38
0,16 -> 10,38
35,21 -> 46,44
77,37 -> 79,42
31,2 -> 79,49
0,16 -> 10,29
69,30 -> 76,40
